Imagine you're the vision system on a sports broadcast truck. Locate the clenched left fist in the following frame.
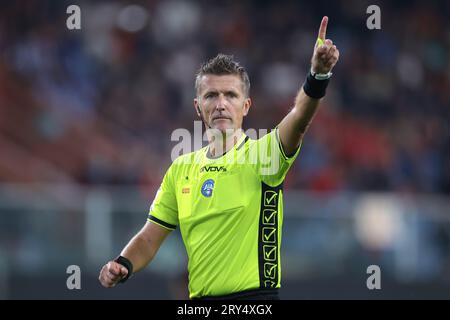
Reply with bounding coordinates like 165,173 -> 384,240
311,16 -> 340,75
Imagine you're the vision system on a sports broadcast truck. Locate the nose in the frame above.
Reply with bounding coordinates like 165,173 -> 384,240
215,94 -> 226,111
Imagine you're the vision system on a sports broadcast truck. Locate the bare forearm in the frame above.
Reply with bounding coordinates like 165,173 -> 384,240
278,88 -> 321,155
278,16 -> 339,156
120,233 -> 157,273
119,221 -> 171,274
100,218 -> 170,287
293,88 -> 321,134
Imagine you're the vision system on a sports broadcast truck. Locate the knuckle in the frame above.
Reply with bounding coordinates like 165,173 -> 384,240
110,272 -> 118,280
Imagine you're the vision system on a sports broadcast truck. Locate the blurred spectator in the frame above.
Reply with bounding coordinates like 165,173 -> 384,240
0,0 -> 449,196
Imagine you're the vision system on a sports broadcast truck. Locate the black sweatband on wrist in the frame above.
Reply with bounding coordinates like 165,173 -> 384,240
114,255 -> 133,283
302,71 -> 330,99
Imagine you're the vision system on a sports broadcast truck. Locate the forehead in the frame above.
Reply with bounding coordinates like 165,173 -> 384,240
198,74 -> 244,94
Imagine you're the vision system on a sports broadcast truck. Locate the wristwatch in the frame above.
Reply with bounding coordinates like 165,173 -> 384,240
310,68 -> 332,80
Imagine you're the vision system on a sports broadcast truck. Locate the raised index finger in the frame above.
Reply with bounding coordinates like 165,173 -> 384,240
318,16 -> 328,40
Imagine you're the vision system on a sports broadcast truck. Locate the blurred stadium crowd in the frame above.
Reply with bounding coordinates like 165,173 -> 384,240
0,0 -> 450,300
0,0 -> 449,196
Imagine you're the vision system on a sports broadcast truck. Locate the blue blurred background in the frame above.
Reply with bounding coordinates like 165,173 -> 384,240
0,0 -> 449,299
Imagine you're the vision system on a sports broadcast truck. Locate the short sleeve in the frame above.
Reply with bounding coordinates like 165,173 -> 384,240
147,164 -> 178,230
251,128 -> 301,187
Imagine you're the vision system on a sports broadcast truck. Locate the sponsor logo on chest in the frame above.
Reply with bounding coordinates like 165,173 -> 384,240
200,166 -> 227,173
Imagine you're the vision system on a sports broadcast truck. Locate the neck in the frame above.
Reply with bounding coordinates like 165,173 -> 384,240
207,129 -> 243,158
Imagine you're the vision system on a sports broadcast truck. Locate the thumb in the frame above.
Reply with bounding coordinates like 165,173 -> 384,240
120,267 -> 128,277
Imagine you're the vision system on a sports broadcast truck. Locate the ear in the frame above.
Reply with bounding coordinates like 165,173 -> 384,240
242,98 -> 251,117
194,98 -> 201,117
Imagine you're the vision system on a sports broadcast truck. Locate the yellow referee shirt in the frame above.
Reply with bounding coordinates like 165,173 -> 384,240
148,128 -> 300,298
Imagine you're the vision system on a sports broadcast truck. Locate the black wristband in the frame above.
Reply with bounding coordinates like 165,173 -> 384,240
114,255 -> 133,283
302,71 -> 330,99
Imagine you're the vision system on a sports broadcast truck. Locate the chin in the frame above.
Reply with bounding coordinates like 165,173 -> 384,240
210,124 -> 234,135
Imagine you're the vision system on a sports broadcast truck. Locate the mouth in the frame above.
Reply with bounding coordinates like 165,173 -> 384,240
212,117 -> 231,121
212,116 -> 231,122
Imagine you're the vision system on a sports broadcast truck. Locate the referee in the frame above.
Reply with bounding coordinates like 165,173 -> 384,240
99,16 -> 339,300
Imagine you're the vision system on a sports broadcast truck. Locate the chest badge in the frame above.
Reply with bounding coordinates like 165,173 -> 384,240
201,179 -> 215,197
182,187 -> 190,194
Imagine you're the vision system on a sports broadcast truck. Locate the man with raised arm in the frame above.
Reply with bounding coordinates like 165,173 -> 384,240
99,16 -> 339,300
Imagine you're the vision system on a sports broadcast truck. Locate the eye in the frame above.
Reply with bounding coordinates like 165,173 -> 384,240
226,91 -> 238,98
204,92 -> 217,99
